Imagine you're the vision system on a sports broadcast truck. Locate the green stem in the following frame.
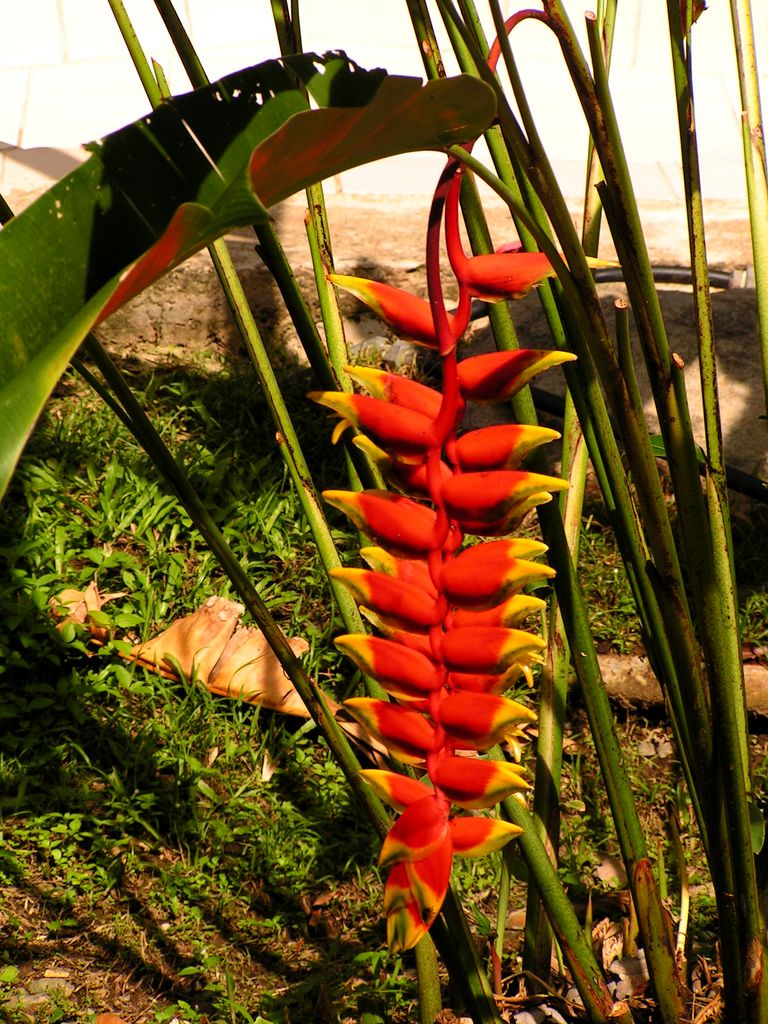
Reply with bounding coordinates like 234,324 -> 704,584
500,783 -> 633,1024
414,938 -> 443,1024
522,398 -> 586,988
730,0 -> 768,422
106,0 -> 163,106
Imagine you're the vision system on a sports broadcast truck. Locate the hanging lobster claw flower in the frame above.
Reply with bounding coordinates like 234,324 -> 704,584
344,698 -> 440,762
442,470 -> 568,528
385,839 -> 453,951
346,366 -> 443,418
433,754 -> 528,808
360,547 -> 437,594
453,250 -> 616,302
455,250 -> 558,300
384,862 -> 428,952
309,391 -> 436,463
441,540 -> 554,610
359,769 -> 432,812
454,423 -> 561,472
458,349 -> 576,404
379,793 -> 450,867
329,274 -> 467,348
450,816 -> 523,857
352,436 -> 453,497
438,691 -> 536,750
323,490 -> 441,555
441,625 -> 546,674
336,635 -> 443,699
331,569 -> 443,631
447,668 -> 517,695
451,593 -> 546,629
404,837 -> 453,930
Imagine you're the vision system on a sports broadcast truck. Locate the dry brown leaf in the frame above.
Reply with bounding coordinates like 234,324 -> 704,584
127,596 -> 243,680
48,581 -> 391,762
49,580 -> 127,640
207,625 -> 314,715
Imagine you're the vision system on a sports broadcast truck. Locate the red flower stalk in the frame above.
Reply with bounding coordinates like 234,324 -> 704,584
313,153 -> 574,952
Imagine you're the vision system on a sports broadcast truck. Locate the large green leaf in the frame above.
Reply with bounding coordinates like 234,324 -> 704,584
0,53 -> 495,499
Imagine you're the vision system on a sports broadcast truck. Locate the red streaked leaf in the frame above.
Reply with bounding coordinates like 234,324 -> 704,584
442,470 -> 568,526
450,816 -> 523,857
433,754 -> 528,808
379,794 -> 450,866
457,350 -> 576,404
454,423 -> 561,472
359,769 -> 432,812
441,625 -> 547,673
335,634 -> 443,698
330,275 -> 466,348
330,569 -> 442,630
344,698 -> 440,762
309,391 -> 436,462
438,691 -> 536,750
323,489 -> 439,554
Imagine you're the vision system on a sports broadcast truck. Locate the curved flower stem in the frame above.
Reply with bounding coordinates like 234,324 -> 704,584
729,0 -> 768,421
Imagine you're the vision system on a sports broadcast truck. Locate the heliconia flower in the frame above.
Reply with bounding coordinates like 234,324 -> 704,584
457,350 -> 576,404
450,817 -> 523,857
438,691 -> 537,750
383,861 -> 430,953
454,423 -> 561,472
358,611 -> 437,656
442,470 -> 568,528
379,793 -> 450,867
352,435 -> 453,496
403,838 -> 453,930
309,391 -> 437,463
446,669 -> 517,695
451,593 -> 546,629
323,490 -> 441,554
385,841 -> 452,951
441,625 -> 547,674
447,242 -> 617,303
346,366 -> 443,418
329,274 -> 467,348
432,754 -> 528,808
453,249 -> 560,300
335,634 -> 443,699
440,540 -> 554,610
360,547 -> 437,595
344,697 -> 441,762
330,569 -> 443,631
359,768 -> 432,812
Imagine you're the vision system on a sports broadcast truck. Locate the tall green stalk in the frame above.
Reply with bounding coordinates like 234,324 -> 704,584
730,0 -> 768,420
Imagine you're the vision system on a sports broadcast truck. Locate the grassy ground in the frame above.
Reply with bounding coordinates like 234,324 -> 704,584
2,353 -> 768,1023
